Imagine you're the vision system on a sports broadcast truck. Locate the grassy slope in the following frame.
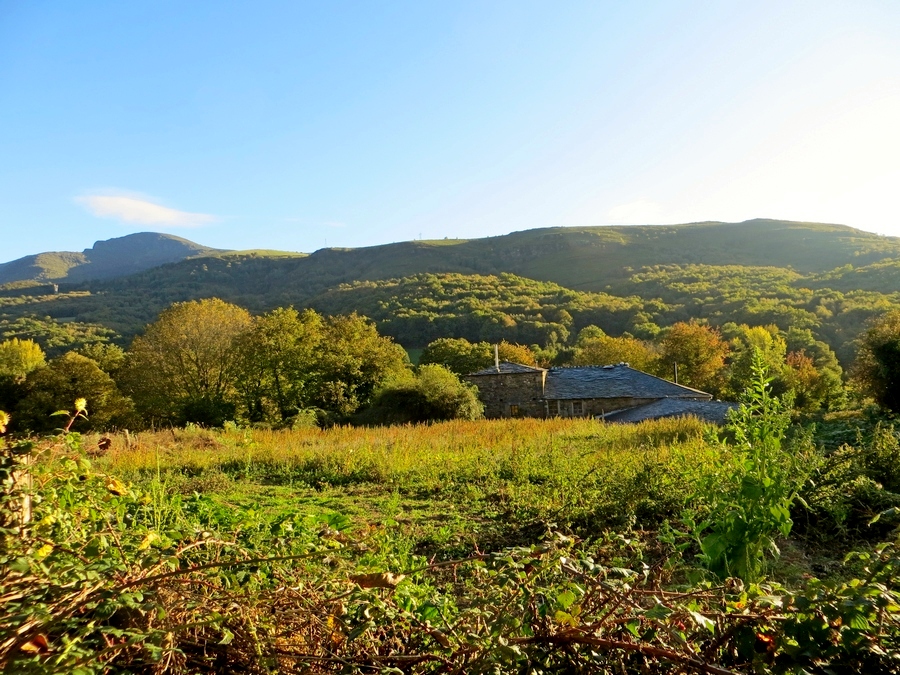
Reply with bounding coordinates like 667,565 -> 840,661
0,251 -> 88,284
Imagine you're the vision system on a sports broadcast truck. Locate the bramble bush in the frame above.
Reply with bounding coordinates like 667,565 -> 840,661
4,401 -> 900,673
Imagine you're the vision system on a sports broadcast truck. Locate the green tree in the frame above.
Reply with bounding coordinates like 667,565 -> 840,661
14,353 -> 133,432
657,321 -> 730,396
76,343 -> 126,377
309,313 -> 410,418
420,338 -> 536,375
362,364 -> 483,424
853,310 -> 900,412
235,307 -> 324,424
122,298 -> 252,426
419,338 -> 485,376
0,338 -> 46,382
724,325 -> 786,398
0,338 -> 47,414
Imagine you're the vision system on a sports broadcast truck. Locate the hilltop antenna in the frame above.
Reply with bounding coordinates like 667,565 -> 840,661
495,344 -> 500,372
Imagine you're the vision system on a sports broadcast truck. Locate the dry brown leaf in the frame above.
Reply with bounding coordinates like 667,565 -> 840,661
349,572 -> 406,589
428,628 -> 452,649
20,634 -> 51,654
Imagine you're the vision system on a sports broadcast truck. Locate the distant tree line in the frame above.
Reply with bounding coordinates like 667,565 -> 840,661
0,299 -> 483,433
421,320 -> 845,411
5,295 -> 900,433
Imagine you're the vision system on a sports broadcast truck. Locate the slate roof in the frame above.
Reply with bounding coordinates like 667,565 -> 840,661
542,364 -> 711,400
468,361 -> 547,376
602,398 -> 737,424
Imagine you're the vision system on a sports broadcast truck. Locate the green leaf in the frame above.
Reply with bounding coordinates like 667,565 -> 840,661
645,602 -> 673,620
688,610 -> 716,633
9,557 -> 30,574
870,507 -> 899,525
556,590 -> 576,610
625,619 -> 641,638
847,613 -> 871,631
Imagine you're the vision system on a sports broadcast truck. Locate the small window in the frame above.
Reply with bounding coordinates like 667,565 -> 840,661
509,404 -> 520,417
573,400 -> 583,416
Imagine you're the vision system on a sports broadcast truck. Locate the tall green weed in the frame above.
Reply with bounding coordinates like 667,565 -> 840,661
681,350 -> 812,582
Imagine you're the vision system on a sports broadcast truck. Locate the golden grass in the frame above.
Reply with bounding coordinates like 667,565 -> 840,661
96,416 -> 715,499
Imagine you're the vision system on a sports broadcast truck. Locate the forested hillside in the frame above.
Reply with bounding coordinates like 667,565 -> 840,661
1,219 -> 899,366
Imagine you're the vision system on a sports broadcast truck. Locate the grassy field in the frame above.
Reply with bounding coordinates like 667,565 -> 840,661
6,413 -> 900,673
99,417 -> 714,558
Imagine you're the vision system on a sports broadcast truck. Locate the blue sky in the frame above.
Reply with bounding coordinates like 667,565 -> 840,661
1,1 -> 899,261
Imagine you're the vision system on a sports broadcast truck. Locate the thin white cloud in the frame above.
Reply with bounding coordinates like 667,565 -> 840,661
76,194 -> 217,227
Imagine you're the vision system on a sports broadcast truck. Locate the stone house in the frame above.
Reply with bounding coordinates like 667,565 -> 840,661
465,361 -> 732,423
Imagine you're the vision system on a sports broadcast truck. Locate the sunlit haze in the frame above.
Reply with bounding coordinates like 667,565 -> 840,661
1,1 -> 898,261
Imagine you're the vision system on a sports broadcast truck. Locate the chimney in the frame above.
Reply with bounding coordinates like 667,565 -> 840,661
673,361 -> 678,384
495,344 -> 500,371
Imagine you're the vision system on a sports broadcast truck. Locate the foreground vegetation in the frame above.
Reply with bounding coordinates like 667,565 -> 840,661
5,383 -> 900,673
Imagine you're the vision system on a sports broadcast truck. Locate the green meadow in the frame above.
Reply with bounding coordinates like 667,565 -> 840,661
6,407 -> 900,673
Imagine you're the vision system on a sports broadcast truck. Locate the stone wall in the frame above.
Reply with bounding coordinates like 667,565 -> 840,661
465,371 -> 546,419
548,397 -> 662,418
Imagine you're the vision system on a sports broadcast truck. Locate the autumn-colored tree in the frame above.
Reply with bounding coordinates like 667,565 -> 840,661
657,321 -> 729,396
784,327 -> 844,410
780,351 -> 825,412
420,338 -> 536,375
0,338 -> 45,382
853,310 -> 900,412
571,327 -> 658,371
122,298 -> 252,426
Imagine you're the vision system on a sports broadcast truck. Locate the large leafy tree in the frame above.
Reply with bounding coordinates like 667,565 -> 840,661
783,327 -> 844,411
362,364 -> 484,424
657,321 -> 730,396
235,307 -> 324,424
123,298 -> 252,426
724,325 -> 787,398
0,338 -> 47,413
0,338 -> 46,382
14,353 -> 133,432
76,343 -> 126,377
310,313 -> 410,418
853,310 -> 900,412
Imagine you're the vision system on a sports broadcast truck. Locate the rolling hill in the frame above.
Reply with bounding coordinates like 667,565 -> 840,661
2,219 -> 900,364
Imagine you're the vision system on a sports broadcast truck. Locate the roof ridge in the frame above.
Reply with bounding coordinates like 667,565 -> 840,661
550,363 -> 630,370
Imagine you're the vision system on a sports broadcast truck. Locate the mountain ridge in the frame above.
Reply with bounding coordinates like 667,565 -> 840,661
0,232 -> 226,285
3,219 -> 900,366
